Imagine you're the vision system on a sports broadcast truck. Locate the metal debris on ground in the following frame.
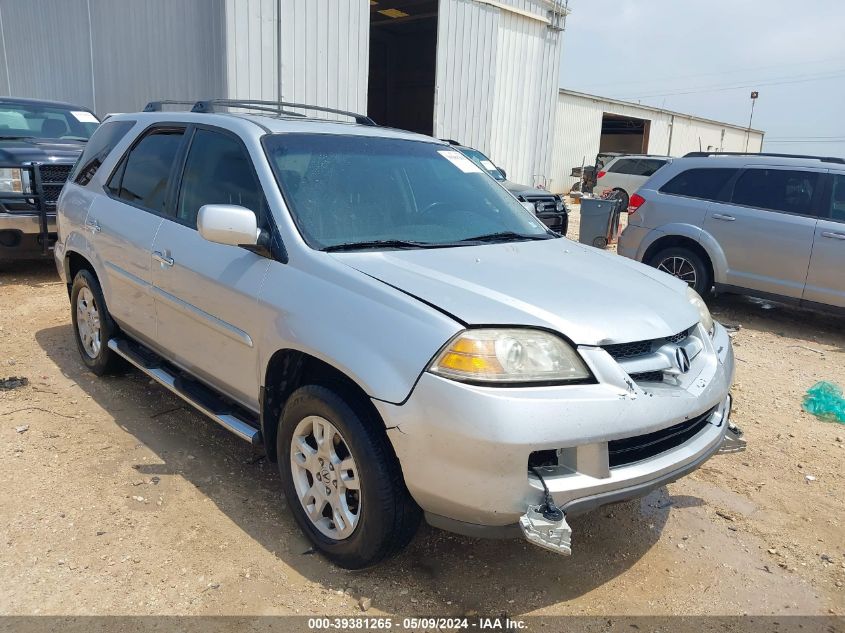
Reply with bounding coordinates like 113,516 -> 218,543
802,381 -> 845,424
15,425 -> 29,434
0,376 -> 29,390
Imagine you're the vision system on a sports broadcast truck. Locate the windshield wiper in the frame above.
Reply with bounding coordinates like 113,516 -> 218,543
458,231 -> 557,244
323,239 -> 437,252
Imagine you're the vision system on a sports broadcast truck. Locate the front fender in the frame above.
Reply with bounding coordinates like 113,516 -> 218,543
257,258 -> 462,405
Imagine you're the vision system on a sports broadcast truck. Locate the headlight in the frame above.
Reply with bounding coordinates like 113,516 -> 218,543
555,196 -> 565,212
429,328 -> 591,384
686,287 -> 715,336
0,168 -> 25,193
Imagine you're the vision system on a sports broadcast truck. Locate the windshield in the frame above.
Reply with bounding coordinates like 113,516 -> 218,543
455,146 -> 505,181
263,134 -> 552,250
0,102 -> 99,141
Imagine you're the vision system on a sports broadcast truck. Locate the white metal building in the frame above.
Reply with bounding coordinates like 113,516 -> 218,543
550,89 -> 765,193
0,0 -> 568,187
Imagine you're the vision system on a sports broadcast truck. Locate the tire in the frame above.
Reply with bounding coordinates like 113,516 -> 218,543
648,246 -> 712,296
612,188 -> 629,212
70,269 -> 123,375
277,384 -> 421,569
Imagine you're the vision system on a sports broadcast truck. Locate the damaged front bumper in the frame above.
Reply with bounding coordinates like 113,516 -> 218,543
376,321 -> 740,554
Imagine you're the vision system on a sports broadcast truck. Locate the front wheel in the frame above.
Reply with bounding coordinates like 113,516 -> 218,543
278,385 -> 421,569
70,269 -> 123,375
648,246 -> 712,295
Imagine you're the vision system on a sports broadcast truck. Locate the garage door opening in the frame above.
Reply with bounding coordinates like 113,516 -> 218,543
368,0 -> 438,135
600,113 -> 651,154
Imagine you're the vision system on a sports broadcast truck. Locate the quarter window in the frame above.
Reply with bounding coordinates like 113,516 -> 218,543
107,129 -> 185,213
660,168 -> 738,201
176,129 -> 264,228
70,120 -> 135,186
731,168 -> 820,216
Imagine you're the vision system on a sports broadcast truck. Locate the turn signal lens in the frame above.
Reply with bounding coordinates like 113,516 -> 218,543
429,329 -> 591,384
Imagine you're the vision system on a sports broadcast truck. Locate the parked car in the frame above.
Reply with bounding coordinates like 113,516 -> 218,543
447,141 -> 569,235
592,154 -> 671,210
619,152 -> 845,310
0,97 -> 99,263
55,100 -> 741,568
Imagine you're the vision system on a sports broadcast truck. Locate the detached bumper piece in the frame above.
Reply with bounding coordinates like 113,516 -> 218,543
719,422 -> 746,454
518,505 -> 572,556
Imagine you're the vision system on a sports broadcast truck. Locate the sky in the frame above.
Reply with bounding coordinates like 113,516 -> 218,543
558,0 -> 845,158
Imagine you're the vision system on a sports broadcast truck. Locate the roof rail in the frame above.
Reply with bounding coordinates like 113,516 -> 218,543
143,100 -> 197,112
684,151 -> 845,164
441,139 -> 462,146
192,99 -> 377,126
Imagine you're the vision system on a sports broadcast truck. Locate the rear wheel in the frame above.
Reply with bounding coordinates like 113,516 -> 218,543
649,246 -> 712,295
70,269 -> 123,375
277,384 -> 421,569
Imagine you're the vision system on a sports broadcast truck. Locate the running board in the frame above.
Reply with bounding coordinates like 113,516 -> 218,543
107,338 -> 262,447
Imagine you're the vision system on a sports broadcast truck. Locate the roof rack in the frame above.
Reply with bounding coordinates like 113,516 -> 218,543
684,151 -> 845,164
441,139 -> 463,146
142,99 -> 377,126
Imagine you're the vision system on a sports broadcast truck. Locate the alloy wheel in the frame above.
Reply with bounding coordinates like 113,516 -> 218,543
656,256 -> 698,287
290,415 -> 361,540
76,287 -> 102,358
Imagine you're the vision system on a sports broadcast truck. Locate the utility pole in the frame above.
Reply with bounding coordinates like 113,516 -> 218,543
745,91 -> 758,152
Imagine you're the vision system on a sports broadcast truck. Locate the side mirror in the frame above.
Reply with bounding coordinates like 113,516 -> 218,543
197,204 -> 259,247
499,168 -> 507,180
521,201 -> 537,215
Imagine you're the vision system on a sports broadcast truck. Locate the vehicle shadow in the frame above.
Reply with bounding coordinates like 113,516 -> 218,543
36,323 -> 676,614
0,259 -> 60,288
708,292 -> 845,354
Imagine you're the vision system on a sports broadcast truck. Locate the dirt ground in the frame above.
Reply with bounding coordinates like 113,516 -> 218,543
1,215 -> 844,617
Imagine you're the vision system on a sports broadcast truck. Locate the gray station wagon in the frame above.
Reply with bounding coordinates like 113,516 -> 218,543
619,152 -> 845,310
55,100 -> 742,568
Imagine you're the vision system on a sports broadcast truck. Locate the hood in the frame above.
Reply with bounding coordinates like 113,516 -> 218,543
502,180 -> 556,198
332,239 -> 699,346
0,138 -> 85,164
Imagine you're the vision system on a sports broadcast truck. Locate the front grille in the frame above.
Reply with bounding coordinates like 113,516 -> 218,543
608,407 -> 716,468
523,195 -> 559,214
629,370 -> 664,383
603,328 -> 691,361
36,164 -> 74,206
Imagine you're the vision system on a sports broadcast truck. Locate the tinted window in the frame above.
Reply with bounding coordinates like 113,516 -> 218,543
263,134 -> 550,250
829,174 -> 845,223
660,168 -> 738,201
637,159 -> 667,177
732,168 -> 820,216
608,159 -> 639,174
176,129 -> 264,228
108,129 -> 184,213
70,120 -> 135,186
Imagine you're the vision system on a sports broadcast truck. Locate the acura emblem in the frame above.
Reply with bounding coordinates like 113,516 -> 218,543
675,346 -> 691,373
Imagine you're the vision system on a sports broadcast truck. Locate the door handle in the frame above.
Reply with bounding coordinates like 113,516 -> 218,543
85,219 -> 101,234
821,231 -> 845,241
152,250 -> 174,267
712,213 -> 736,222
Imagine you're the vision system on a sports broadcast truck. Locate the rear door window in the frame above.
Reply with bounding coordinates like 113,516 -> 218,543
107,128 -> 185,214
637,159 -> 667,177
828,174 -> 845,223
659,168 -> 738,201
731,168 -> 821,217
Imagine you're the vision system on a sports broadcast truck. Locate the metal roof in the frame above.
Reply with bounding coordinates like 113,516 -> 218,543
559,88 -> 765,135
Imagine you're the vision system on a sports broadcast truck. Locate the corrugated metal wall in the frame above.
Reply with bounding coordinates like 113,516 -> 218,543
550,90 -> 765,194
435,0 -> 564,187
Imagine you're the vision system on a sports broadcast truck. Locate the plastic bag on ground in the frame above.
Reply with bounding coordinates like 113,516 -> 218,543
802,381 -> 845,424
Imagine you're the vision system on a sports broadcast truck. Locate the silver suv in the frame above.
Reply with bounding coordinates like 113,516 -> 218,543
54,100 -> 741,568
619,152 -> 845,310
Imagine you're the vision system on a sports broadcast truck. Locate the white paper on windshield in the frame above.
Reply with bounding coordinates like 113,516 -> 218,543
438,150 -> 482,173
481,160 -> 497,171
71,111 -> 98,123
